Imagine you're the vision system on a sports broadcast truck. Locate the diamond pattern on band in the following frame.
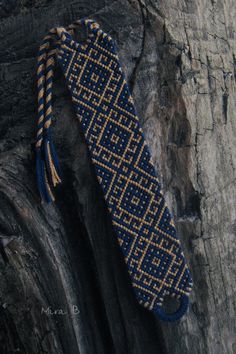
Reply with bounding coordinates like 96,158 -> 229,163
57,30 -> 193,312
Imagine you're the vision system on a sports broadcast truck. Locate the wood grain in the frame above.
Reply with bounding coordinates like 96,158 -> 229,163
0,0 -> 235,353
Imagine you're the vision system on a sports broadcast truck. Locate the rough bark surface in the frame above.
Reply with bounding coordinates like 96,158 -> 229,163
0,0 -> 235,353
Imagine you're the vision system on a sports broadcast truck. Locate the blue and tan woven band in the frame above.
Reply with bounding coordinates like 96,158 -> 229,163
35,18 -> 193,321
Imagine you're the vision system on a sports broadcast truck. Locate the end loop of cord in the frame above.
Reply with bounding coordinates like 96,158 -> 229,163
154,294 -> 189,322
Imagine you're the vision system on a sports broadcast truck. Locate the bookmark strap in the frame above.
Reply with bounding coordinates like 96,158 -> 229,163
35,18 -> 193,321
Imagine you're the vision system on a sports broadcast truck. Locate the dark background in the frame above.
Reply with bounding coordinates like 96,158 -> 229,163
0,0 -> 235,353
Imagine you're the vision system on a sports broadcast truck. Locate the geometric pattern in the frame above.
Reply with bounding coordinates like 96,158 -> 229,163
55,19 -> 193,316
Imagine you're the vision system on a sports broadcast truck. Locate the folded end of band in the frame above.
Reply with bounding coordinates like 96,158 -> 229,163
154,294 -> 190,322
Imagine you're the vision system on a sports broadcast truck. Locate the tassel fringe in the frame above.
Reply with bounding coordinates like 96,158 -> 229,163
36,148 -> 55,203
44,134 -> 62,188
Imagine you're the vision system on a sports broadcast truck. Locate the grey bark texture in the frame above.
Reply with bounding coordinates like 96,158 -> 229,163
0,0 -> 235,353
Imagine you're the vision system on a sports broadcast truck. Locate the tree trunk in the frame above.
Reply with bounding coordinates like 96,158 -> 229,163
0,0 -> 235,353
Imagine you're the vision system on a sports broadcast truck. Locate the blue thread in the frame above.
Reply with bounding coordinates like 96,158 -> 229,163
36,148 -> 53,203
154,295 -> 189,322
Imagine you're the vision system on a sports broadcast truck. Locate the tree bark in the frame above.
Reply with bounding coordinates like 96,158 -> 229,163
0,0 -> 235,353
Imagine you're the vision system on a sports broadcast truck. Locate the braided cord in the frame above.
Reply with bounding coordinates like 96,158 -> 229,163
36,29 -> 57,202
36,29 -> 56,148
43,48 -> 62,189
35,18 -> 102,202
